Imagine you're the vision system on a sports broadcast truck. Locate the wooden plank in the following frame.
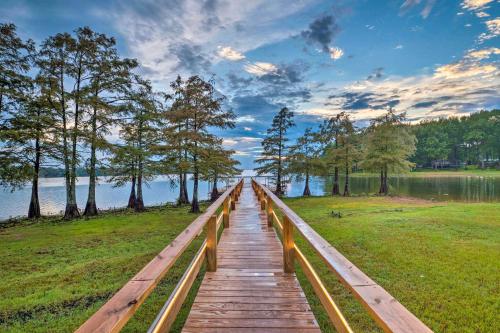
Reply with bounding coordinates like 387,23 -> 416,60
183,328 -> 320,333
188,309 -> 315,319
76,182 -> 241,333
256,180 -> 433,333
184,318 -> 318,328
191,302 -> 314,312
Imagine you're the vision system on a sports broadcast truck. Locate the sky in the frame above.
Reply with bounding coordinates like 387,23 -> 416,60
1,0 -> 499,169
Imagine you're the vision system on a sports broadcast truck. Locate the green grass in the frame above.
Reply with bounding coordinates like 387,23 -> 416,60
0,205 -> 208,333
281,196 -> 500,333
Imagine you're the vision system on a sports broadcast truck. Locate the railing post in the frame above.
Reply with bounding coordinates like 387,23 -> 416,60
283,215 -> 295,273
266,199 -> 273,228
261,194 -> 266,210
207,215 -> 217,272
231,191 -> 236,210
223,197 -> 230,228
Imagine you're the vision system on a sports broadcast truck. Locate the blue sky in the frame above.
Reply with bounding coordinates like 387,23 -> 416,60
2,0 -> 499,168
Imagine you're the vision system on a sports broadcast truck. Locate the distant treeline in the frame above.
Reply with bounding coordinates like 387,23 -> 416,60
256,108 -> 499,198
412,109 -> 500,168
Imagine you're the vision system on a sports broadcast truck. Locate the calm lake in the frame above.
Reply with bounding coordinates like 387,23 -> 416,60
1,173 -> 499,220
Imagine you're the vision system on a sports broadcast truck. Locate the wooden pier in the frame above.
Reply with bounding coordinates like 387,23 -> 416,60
76,179 -> 433,333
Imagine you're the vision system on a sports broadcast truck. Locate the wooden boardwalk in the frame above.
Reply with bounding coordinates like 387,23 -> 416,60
77,179 -> 432,333
182,182 -> 320,333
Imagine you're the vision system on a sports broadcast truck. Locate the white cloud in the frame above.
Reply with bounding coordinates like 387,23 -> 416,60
395,44 -> 404,50
478,17 -> 500,43
466,47 -> 500,59
244,62 -> 278,76
217,46 -> 245,61
485,17 -> 500,35
476,11 -> 490,17
329,47 -> 344,60
233,150 -> 251,156
461,0 -> 494,10
434,62 -> 496,79
235,115 -> 257,123
244,127 -> 252,131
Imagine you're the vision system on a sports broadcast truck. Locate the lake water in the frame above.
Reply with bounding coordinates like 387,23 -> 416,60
1,173 -> 499,220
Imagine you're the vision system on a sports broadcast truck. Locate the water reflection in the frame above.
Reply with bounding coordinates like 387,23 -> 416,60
281,175 -> 499,202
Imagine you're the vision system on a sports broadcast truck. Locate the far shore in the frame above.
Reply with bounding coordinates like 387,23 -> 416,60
351,168 -> 500,178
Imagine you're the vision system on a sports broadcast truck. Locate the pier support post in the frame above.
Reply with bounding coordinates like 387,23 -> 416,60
283,215 -> 295,273
266,199 -> 273,228
207,215 -> 217,272
223,197 -> 230,228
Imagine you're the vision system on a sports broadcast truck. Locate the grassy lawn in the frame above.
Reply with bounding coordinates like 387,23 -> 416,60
0,205 -> 207,333
282,196 -> 500,333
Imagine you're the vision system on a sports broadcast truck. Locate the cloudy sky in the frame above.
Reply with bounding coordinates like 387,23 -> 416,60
2,0 -> 499,168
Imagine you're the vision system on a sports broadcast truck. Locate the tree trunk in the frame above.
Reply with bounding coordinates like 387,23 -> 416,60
211,174 -> 219,202
380,168 -> 389,195
378,169 -> 384,194
383,169 -> 389,195
66,64 -> 82,220
84,105 -> 98,217
178,173 -> 190,204
332,167 -> 340,195
128,175 -> 136,208
135,173 -> 145,212
190,170 -> 200,213
303,171 -> 311,196
28,137 -> 41,219
276,171 -> 282,196
60,67 -> 79,220
343,164 -> 350,196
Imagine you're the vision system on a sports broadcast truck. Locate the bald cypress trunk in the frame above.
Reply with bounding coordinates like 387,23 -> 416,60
135,173 -> 145,212
178,172 -> 189,205
211,174 -> 219,202
332,167 -> 340,195
84,102 -> 98,217
28,136 -> 41,219
303,171 -> 311,196
128,175 -> 136,208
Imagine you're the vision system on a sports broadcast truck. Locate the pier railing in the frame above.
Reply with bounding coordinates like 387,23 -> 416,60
251,179 -> 433,333
76,179 -> 244,333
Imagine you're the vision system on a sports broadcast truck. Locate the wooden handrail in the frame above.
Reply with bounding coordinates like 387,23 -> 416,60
76,179 -> 244,333
252,179 -> 433,333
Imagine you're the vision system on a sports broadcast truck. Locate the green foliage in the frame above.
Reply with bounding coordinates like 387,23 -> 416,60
412,109 -> 500,167
288,128 -> 323,195
162,75 -> 235,211
255,106 -> 295,195
362,109 -> 416,175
